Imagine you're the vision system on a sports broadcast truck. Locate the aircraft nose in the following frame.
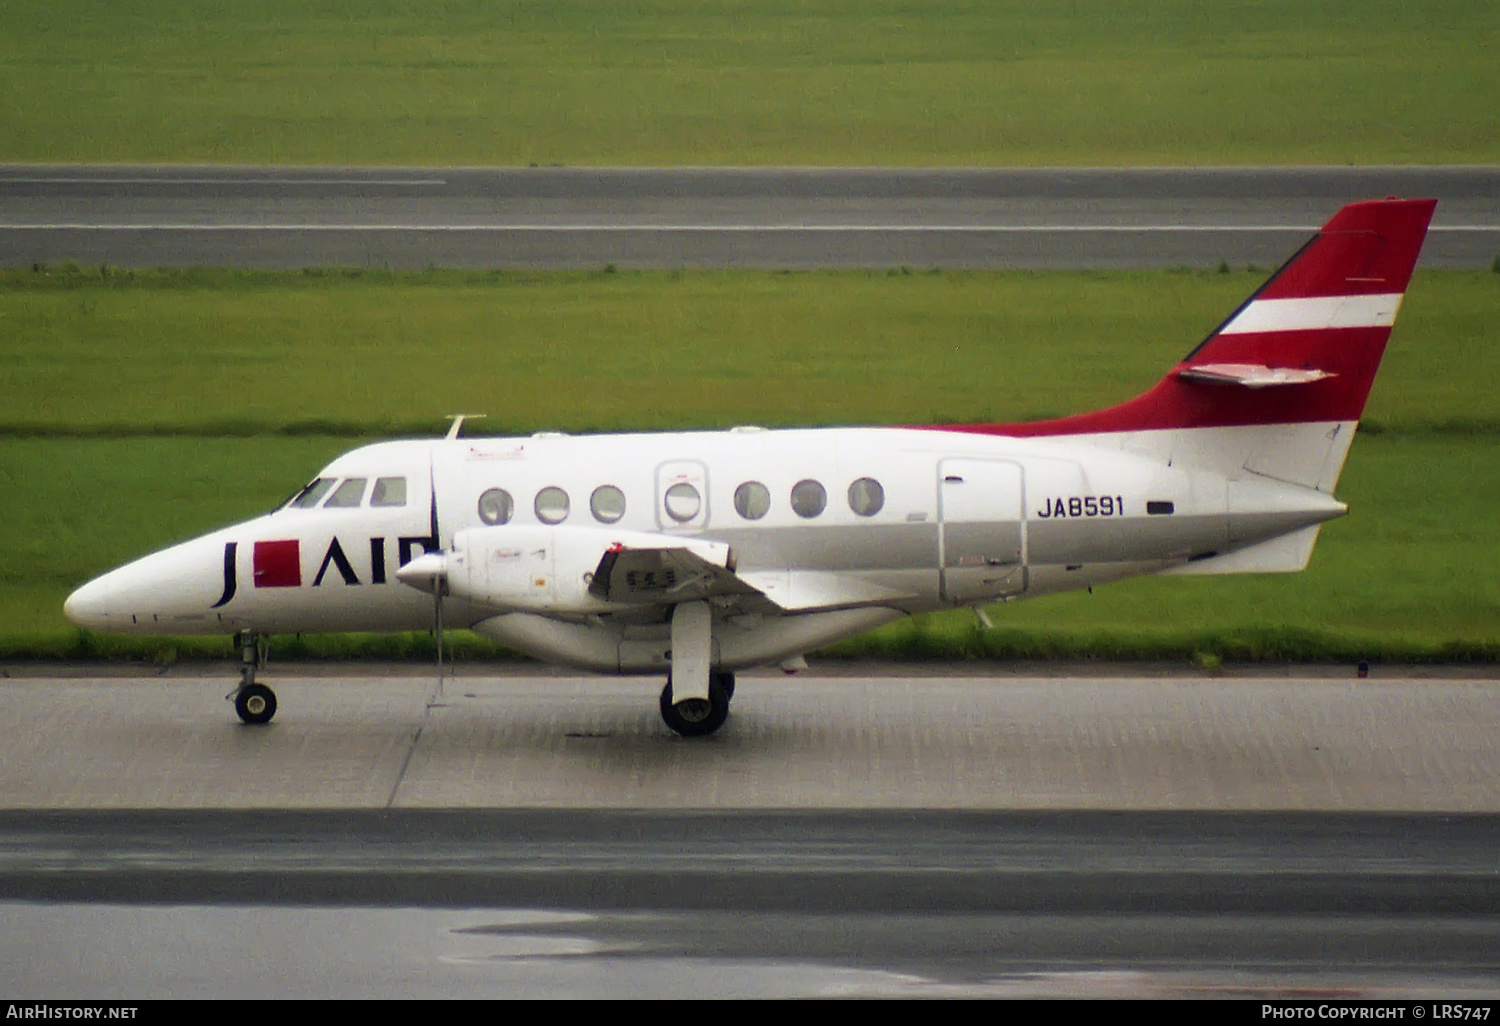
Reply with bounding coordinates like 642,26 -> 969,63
63,576 -> 114,629
63,535 -> 235,633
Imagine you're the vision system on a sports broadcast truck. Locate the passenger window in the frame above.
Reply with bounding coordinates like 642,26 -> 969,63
290,477 -> 336,509
664,482 -> 701,523
370,477 -> 407,507
790,479 -> 827,519
478,488 -> 514,525
847,477 -> 885,517
323,478 -> 367,508
734,481 -> 770,520
535,486 -> 570,524
590,485 -> 626,524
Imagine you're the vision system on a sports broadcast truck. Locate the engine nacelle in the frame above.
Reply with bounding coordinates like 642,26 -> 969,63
442,524 -> 734,615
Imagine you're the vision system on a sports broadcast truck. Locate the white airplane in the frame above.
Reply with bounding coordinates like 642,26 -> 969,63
65,198 -> 1437,736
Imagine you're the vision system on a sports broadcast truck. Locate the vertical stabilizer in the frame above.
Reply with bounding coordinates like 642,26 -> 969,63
942,198 -> 1438,491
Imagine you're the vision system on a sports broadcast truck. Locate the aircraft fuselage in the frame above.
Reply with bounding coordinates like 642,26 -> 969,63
65,425 -> 1346,672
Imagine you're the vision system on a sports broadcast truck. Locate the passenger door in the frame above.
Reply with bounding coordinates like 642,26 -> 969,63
937,458 -> 1027,604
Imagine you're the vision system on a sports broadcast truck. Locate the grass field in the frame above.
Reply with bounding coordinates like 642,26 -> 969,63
1,0 -> 1496,166
3,266 -> 1494,436
1,267 -> 1495,662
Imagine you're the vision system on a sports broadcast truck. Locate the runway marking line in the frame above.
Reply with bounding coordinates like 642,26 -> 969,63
1,223 -> 1493,232
0,177 -> 446,187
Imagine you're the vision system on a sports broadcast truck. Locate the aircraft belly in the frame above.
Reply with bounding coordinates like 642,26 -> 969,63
473,613 -> 624,673
1026,559 -> 1175,598
473,605 -> 908,675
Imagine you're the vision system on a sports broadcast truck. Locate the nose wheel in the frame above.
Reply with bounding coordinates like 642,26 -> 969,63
229,630 -> 277,725
234,683 -> 278,725
659,672 -> 734,737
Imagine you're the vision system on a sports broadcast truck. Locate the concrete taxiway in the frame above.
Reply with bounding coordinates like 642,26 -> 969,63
3,165 -> 1497,269
2,668 -> 1496,810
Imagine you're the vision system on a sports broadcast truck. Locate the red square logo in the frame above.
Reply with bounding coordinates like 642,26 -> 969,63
253,539 -> 301,588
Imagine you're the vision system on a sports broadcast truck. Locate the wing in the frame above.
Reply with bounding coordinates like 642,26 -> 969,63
589,545 -> 916,612
587,544 -> 763,605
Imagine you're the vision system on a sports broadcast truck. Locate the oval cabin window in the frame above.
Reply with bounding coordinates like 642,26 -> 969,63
534,486 -> 570,524
477,488 -> 514,525
590,485 -> 627,524
790,479 -> 827,519
663,482 -> 701,523
734,481 -> 770,520
847,477 -> 885,517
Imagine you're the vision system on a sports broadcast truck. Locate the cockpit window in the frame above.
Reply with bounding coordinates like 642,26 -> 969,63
323,478 -> 368,508
370,477 -> 407,507
289,477 -> 336,509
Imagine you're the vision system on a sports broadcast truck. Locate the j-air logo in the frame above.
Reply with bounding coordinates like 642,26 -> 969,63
211,533 -> 439,609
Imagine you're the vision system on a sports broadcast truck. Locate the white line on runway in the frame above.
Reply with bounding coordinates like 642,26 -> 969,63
1,223 -> 1495,233
0,177 -> 447,186
0,222 -> 1325,231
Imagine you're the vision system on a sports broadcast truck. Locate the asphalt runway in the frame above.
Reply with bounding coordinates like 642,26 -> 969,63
3,165 -> 1497,269
3,669 -> 1497,997
5,810 -> 1500,998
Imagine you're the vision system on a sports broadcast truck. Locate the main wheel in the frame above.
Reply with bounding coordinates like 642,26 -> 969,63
713,671 -> 735,702
234,683 -> 278,725
659,676 -> 730,737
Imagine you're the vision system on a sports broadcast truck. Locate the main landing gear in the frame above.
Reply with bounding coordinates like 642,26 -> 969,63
228,630 -> 278,726
659,671 -> 734,738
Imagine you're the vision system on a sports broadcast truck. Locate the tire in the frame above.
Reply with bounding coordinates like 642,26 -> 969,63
234,683 -> 277,725
659,676 -> 730,737
713,671 -> 735,702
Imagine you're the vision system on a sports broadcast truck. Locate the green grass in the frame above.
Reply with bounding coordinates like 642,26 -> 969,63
1,0 -> 1496,166
2,267 -> 1495,662
3,266 -> 1495,437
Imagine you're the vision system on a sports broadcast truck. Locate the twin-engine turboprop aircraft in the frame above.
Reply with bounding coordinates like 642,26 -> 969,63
65,198 -> 1437,736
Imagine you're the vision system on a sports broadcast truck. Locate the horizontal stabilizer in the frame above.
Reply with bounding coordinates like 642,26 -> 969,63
1177,364 -> 1337,388
1160,525 -> 1322,576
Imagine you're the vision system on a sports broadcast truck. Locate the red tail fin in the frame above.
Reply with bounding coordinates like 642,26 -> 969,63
953,197 -> 1437,438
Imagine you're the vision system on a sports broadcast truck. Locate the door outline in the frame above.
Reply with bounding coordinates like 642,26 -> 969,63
937,458 -> 1028,603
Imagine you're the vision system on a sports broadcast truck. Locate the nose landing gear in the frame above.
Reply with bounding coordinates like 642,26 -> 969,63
228,630 -> 278,725
234,683 -> 278,725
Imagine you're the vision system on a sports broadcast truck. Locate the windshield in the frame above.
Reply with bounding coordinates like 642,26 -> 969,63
287,477 -> 336,509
